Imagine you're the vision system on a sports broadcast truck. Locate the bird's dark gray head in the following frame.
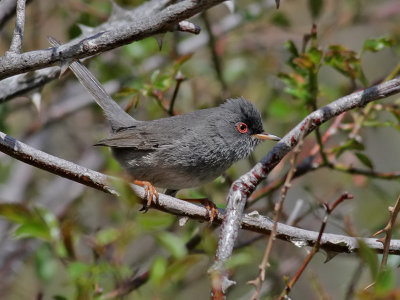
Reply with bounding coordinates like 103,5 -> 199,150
220,97 -> 265,136
211,97 -> 280,162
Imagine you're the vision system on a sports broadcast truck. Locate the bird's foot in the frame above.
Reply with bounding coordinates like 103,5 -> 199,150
133,180 -> 159,212
201,199 -> 219,223
180,198 -> 219,222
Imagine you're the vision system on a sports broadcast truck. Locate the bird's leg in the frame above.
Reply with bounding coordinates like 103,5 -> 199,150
133,180 -> 159,212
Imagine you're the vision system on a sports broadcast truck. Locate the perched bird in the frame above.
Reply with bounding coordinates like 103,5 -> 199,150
67,60 -> 280,220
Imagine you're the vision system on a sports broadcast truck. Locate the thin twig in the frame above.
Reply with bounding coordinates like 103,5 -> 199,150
201,11 -> 227,95
278,193 -> 354,300
168,71 -> 185,115
373,195 -> 400,269
248,122 -> 308,300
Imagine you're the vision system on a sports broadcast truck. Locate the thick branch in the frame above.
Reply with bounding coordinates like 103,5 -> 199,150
0,0 -> 225,80
212,77 -> 400,289
0,0 -> 273,102
0,130 -> 399,255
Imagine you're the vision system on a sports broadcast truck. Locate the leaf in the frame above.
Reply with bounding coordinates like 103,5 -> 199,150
330,139 -> 365,158
226,251 -> 254,269
374,267 -> 395,295
68,261 -> 91,280
150,69 -> 161,84
94,228 -> 120,246
155,232 -> 187,259
308,47 -> 323,65
173,53 -> 193,71
270,12 -> 290,28
308,0 -> 323,19
355,152 -> 374,169
150,256 -> 168,285
0,203 -> 32,223
363,36 -> 396,53
284,40 -> 299,58
35,244 -> 57,282
358,240 -> 378,280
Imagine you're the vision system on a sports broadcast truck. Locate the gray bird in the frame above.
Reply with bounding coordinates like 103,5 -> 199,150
67,60 -> 280,218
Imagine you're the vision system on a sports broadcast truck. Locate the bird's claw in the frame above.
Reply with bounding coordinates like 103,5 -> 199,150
202,199 -> 219,223
134,180 -> 158,213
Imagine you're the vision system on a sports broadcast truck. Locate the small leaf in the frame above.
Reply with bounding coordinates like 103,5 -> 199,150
308,0 -> 323,19
0,203 -> 32,223
374,267 -> 395,295
155,232 -> 187,259
355,152 -> 374,169
150,69 -> 160,84
284,40 -> 299,58
358,240 -> 379,279
331,139 -> 365,158
68,261 -> 91,280
35,244 -> 57,282
363,36 -> 396,53
270,12 -> 290,28
150,256 -> 168,285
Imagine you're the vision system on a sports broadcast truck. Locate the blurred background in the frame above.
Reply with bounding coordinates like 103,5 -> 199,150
1,0 -> 400,299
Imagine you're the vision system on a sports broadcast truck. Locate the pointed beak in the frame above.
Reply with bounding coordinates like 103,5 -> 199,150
254,132 -> 281,141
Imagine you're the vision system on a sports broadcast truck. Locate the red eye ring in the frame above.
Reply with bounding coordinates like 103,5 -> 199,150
236,122 -> 248,133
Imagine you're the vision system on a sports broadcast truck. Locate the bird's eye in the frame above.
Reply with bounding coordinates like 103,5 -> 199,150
236,122 -> 248,133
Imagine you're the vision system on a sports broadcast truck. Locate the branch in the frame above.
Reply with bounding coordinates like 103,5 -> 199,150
0,0 -> 31,29
211,77 -> 400,293
0,0 -> 225,80
0,0 -> 275,102
0,130 -> 399,256
7,0 -> 26,54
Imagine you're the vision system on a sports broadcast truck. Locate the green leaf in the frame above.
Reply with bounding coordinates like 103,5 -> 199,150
374,267 -> 395,295
268,98 -> 292,119
35,244 -> 57,282
226,251 -> 254,269
0,203 -> 32,223
14,222 -> 51,240
68,261 -> 91,280
308,0 -> 323,19
284,40 -> 299,58
155,232 -> 187,259
363,36 -> 396,53
355,152 -> 374,169
270,12 -> 290,28
150,69 -> 160,84
358,240 -> 379,279
331,139 -> 365,158
150,256 -> 168,285
94,228 -> 120,246
138,211 -> 175,231
308,47 -> 323,66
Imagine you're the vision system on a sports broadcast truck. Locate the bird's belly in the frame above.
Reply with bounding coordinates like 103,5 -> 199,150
111,147 -> 229,190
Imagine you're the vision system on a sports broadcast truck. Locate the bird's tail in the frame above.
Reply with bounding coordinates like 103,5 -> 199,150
48,37 -> 136,131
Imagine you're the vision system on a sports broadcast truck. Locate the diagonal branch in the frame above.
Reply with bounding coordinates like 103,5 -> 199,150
211,76 -> 400,294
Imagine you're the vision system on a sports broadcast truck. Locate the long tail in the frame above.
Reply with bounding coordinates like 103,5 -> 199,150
49,37 -> 136,131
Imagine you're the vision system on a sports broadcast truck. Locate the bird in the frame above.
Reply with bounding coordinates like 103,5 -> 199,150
66,59 -> 280,220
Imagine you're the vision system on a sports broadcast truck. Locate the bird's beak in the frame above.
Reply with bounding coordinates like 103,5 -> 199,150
254,132 -> 281,141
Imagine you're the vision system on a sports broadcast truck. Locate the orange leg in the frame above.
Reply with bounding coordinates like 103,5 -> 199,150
133,180 -> 159,212
180,198 -> 219,222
